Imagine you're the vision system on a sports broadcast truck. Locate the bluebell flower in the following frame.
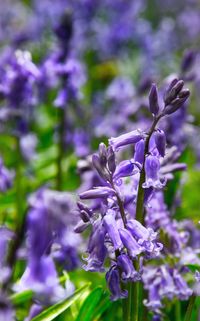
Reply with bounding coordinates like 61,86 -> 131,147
109,130 -> 144,151
106,267 -> 128,301
119,228 -> 143,258
143,155 -> 165,189
117,254 -> 140,281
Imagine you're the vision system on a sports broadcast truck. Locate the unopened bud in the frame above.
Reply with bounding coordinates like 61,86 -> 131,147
148,84 -> 159,115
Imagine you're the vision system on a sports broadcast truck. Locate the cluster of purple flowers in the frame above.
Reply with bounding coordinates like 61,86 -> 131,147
76,78 -> 194,308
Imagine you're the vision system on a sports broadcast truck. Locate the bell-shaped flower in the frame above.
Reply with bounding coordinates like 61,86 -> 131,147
80,186 -> 115,200
103,210 -> 122,250
144,284 -> 162,312
119,228 -> 143,257
117,254 -> 140,281
134,139 -> 145,166
83,221 -> 107,272
109,130 -> 144,151
143,155 -> 165,189
106,267 -> 128,301
113,160 -> 140,181
127,220 -> 163,257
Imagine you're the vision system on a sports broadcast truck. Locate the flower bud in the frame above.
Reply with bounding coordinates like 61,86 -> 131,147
148,84 -> 159,115
164,80 -> 184,106
92,154 -> 109,180
98,143 -> 107,167
107,146 -> 116,173
181,50 -> 196,72
154,130 -> 166,157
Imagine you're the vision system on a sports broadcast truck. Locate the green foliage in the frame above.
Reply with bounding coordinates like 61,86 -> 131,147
31,284 -> 90,321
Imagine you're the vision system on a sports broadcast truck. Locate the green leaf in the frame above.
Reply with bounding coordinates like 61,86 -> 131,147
10,289 -> 33,305
31,283 -> 90,321
75,286 -> 104,321
92,292 -> 112,320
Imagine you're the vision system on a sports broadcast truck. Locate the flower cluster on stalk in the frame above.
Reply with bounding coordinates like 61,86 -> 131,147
76,78 -> 191,302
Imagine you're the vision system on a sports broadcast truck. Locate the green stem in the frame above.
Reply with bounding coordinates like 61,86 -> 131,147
184,295 -> 196,321
15,136 -> 23,223
56,108 -> 66,191
132,116 -> 161,321
135,116 -> 161,222
3,137 -> 26,290
175,300 -> 181,321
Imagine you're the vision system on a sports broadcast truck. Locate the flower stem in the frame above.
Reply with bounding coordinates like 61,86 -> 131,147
132,116 -> 161,321
135,116 -> 161,222
56,108 -> 66,191
184,294 -> 196,321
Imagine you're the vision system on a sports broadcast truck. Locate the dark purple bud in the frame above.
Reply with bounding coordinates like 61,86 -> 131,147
114,160 -> 139,181
74,221 -> 90,233
148,84 -> 159,115
107,146 -> 116,173
79,187 -> 115,199
54,10 -> 73,43
178,88 -> 190,98
92,154 -> 109,180
134,139 -> 145,165
98,143 -> 107,167
164,90 -> 190,115
109,130 -> 143,151
77,202 -> 92,217
106,267 -> 128,301
119,228 -> 142,257
181,50 -> 196,72
154,130 -> 166,157
164,78 -> 180,105
103,210 -> 122,250
80,210 -> 91,222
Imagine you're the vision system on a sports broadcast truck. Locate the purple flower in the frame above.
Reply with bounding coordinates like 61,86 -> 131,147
119,228 -> 142,258
173,270 -> 193,300
113,160 -> 140,181
143,155 -> 165,189
154,130 -> 166,157
127,220 -> 163,257
117,254 -> 140,281
144,285 -> 162,311
83,220 -> 107,272
103,209 -> 122,250
106,267 -> 128,301
80,186 -> 116,200
109,130 -> 144,151
25,304 -> 43,321
17,256 -> 66,304
134,139 -> 145,165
